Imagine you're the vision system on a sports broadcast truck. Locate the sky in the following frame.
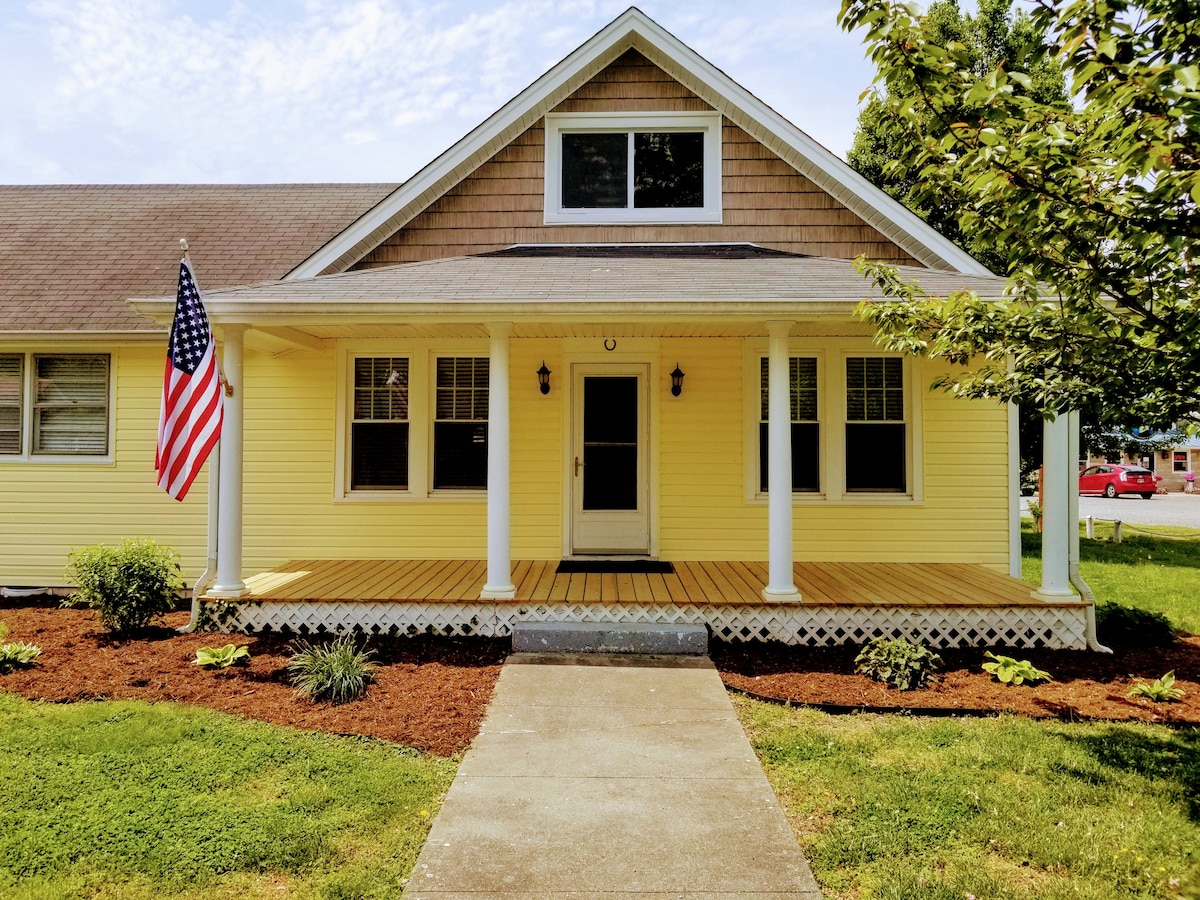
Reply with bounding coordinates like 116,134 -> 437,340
0,0 -> 881,185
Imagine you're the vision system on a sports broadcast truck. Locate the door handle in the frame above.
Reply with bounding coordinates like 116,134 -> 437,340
575,456 -> 582,476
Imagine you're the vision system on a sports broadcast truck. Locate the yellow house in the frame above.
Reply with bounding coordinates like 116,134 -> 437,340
0,9 -> 1089,648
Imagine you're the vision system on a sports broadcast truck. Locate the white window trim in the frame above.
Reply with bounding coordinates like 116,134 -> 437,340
742,341 -> 923,505
0,349 -> 115,465
543,111 -> 723,225
335,341 -> 490,502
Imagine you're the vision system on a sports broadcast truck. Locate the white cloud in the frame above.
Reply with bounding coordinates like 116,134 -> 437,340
2,0 -> 876,183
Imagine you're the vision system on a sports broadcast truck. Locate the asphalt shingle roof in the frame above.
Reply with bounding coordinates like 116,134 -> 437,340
181,250 -> 1007,311
0,184 -> 398,333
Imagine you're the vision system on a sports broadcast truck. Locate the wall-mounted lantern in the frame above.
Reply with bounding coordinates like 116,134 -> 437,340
537,361 -> 552,395
670,363 -> 685,397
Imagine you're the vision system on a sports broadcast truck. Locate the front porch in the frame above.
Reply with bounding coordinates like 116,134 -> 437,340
203,559 -> 1090,648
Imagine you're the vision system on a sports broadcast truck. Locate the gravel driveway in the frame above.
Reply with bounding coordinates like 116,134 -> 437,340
1023,492 -> 1200,529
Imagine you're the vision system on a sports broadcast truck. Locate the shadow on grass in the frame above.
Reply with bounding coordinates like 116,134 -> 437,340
1056,723 -> 1200,822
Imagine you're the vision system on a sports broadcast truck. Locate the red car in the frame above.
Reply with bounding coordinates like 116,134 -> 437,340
1079,464 -> 1161,499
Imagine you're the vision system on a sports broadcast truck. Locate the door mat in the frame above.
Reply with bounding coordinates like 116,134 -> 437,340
555,560 -> 675,574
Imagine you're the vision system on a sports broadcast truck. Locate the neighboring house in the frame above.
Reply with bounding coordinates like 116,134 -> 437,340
1084,433 -> 1200,492
0,9 -> 1089,647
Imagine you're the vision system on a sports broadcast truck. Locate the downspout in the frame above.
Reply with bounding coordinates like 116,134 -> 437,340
1066,411 -> 1111,653
178,442 -> 220,633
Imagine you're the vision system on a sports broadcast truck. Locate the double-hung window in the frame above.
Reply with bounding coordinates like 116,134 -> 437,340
345,353 -> 492,496
845,357 -> 906,492
758,357 -> 820,492
350,357 -> 409,490
0,353 -> 110,458
544,113 -> 722,224
433,357 -> 489,490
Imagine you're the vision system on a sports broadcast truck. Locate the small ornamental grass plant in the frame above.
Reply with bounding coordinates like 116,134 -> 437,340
0,641 -> 41,674
854,636 -> 941,691
64,538 -> 184,633
288,635 -> 377,704
1128,671 -> 1185,703
982,651 -> 1051,686
193,644 -> 251,669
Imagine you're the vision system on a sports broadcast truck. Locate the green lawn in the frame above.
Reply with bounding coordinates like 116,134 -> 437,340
738,699 -> 1200,900
0,694 -> 454,900
1021,521 -> 1200,634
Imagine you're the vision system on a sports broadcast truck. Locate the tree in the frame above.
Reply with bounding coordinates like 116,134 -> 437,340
847,0 -> 1065,273
838,0 -> 1200,429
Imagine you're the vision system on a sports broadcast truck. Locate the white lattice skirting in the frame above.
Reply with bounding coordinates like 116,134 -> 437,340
217,600 -> 1089,649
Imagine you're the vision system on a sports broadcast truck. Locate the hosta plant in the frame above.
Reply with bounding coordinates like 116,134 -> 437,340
288,635 -> 377,704
193,644 -> 251,669
1128,671 -> 1185,703
983,652 -> 1051,686
854,637 -> 941,691
0,641 -> 42,674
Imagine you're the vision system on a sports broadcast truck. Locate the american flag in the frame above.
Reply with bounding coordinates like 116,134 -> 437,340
156,259 -> 223,501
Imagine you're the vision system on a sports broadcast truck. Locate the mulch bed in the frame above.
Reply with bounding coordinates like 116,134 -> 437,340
2,604 -> 1196,758
711,638 -> 1200,725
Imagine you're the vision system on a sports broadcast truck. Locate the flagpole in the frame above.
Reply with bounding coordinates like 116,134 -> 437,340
177,237 -> 221,633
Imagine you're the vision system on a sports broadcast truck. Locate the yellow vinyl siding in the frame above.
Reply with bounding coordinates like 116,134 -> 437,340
656,342 -> 1010,569
0,338 -> 1010,586
0,344 -> 209,584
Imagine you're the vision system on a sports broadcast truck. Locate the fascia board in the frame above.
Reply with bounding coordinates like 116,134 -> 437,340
0,329 -> 163,341
626,30 -> 992,276
287,7 -> 992,281
285,10 -> 651,281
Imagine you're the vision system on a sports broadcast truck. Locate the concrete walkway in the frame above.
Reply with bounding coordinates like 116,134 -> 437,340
404,653 -> 821,899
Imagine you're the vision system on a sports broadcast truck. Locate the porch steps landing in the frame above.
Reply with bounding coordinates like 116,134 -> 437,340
512,621 -> 708,655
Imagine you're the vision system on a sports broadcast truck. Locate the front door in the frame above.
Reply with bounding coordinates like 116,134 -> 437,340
570,365 -> 650,555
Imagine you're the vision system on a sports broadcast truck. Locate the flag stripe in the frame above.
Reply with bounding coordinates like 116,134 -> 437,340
156,259 -> 222,501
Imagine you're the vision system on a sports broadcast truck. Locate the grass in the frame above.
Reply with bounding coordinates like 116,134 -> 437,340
738,699 -> 1200,900
1021,521 -> 1200,635
0,693 -> 455,900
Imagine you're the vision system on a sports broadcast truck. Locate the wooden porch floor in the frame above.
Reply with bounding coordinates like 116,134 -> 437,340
237,559 -> 1053,607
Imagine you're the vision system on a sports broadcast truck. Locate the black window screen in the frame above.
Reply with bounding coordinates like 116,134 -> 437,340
759,357 -> 819,492
434,357 -> 489,490
845,357 -> 906,492
561,130 -> 705,210
351,357 -> 409,490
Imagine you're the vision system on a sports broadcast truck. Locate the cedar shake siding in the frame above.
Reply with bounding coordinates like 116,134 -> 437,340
354,50 -> 917,268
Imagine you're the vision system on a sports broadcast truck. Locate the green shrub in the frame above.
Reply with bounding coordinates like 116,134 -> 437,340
1094,602 -> 1176,648
854,637 -> 941,691
1128,671 -> 1185,703
194,644 -> 251,669
0,641 -> 42,674
288,635 -> 377,704
64,538 -> 184,633
982,651 -> 1051,686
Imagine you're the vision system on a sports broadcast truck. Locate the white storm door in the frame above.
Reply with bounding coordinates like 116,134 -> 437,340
570,365 -> 650,555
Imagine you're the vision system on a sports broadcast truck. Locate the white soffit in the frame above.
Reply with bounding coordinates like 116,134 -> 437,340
287,7 -> 991,281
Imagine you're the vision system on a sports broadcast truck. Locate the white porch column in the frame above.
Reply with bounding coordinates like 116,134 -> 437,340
482,322 -> 515,599
1033,411 -> 1074,601
209,324 -> 248,598
764,320 -> 801,600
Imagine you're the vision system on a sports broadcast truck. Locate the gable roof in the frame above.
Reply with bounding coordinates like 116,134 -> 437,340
287,7 -> 990,280
0,183 -> 396,335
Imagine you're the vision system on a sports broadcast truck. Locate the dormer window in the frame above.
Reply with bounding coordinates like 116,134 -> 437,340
544,113 -> 722,224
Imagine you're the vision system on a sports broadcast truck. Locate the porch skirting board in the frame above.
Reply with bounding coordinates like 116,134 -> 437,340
210,599 -> 1089,649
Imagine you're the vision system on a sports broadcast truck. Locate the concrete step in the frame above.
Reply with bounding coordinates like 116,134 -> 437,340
511,621 -> 708,655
